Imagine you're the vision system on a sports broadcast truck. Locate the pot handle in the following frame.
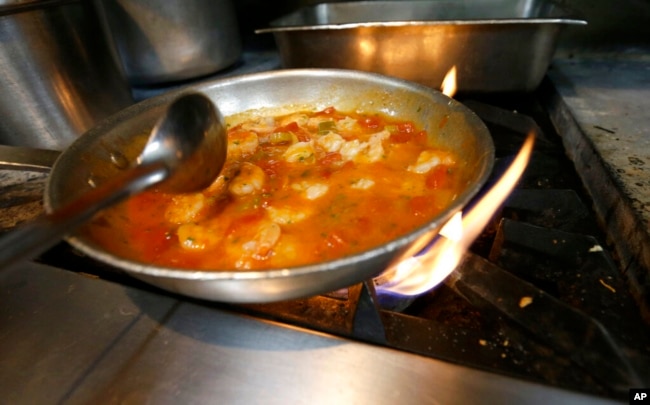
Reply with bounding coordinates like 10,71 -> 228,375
0,145 -> 61,172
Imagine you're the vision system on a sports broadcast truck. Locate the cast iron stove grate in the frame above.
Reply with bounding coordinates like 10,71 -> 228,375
35,94 -> 650,401
232,97 -> 650,400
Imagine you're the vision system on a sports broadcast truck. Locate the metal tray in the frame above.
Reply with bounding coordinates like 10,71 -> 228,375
256,0 -> 586,92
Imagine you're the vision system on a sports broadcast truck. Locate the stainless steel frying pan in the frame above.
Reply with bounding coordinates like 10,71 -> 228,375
4,69 -> 494,303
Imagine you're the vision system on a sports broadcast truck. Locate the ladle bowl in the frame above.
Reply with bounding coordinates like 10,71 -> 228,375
0,93 -> 227,271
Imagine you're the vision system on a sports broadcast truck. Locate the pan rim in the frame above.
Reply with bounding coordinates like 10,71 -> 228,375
46,68 -> 494,287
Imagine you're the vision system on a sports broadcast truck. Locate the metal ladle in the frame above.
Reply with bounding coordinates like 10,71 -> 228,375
0,92 -> 227,271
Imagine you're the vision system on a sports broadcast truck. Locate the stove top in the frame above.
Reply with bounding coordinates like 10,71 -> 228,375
0,260 -> 618,405
1,50 -> 649,404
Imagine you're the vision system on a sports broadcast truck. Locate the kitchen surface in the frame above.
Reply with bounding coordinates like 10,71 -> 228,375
1,0 -> 649,403
545,50 -> 650,324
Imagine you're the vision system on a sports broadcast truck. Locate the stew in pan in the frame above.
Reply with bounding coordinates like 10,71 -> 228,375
89,106 -> 463,270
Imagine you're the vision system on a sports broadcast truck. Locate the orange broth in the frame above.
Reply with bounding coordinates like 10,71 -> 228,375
102,107 -> 462,270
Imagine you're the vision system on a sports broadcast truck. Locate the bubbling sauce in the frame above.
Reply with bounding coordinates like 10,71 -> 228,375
90,107 -> 462,270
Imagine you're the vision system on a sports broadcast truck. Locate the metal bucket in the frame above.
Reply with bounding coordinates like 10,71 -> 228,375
0,0 -> 135,150
94,0 -> 242,86
256,0 -> 587,93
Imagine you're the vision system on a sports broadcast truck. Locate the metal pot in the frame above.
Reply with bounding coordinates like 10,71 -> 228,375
0,0 -> 135,150
256,0 -> 587,93
94,0 -> 242,86
43,69 -> 494,303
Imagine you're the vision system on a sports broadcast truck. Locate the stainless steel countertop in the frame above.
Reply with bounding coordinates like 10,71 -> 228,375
548,51 -> 650,221
0,262 -> 618,404
545,49 -> 650,320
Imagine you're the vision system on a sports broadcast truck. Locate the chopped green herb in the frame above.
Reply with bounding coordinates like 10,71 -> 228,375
318,120 -> 336,135
269,131 -> 294,144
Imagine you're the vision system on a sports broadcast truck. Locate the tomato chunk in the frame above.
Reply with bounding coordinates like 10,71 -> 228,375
425,165 -> 451,189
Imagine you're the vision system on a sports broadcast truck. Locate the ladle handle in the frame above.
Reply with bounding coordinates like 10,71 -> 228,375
0,163 -> 168,271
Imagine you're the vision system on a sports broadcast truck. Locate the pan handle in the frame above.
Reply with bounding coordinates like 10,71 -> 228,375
0,145 -> 61,172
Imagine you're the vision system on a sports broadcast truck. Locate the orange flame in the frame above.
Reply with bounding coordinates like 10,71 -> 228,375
441,66 -> 457,98
376,134 -> 535,295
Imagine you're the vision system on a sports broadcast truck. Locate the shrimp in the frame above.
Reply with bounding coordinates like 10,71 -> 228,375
205,164 -> 238,195
408,150 -> 456,174
369,130 -> 390,143
240,116 -> 276,134
350,178 -> 375,190
266,206 -> 309,225
177,222 -> 224,251
228,130 -> 259,160
165,193 -> 208,224
339,139 -> 363,162
241,221 -> 282,260
283,141 -> 315,163
361,130 -> 389,163
292,181 -> 329,200
336,116 -> 359,132
165,165 -> 241,225
338,130 -> 389,163
228,162 -> 265,196
316,132 -> 345,153
279,113 -> 309,127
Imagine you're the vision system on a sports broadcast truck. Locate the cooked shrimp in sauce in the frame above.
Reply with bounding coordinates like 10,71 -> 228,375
94,107 -> 463,270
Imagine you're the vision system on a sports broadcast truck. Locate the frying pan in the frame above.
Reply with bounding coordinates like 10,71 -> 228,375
10,69 -> 495,303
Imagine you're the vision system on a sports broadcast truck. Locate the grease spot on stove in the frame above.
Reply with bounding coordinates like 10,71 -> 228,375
628,156 -> 645,166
